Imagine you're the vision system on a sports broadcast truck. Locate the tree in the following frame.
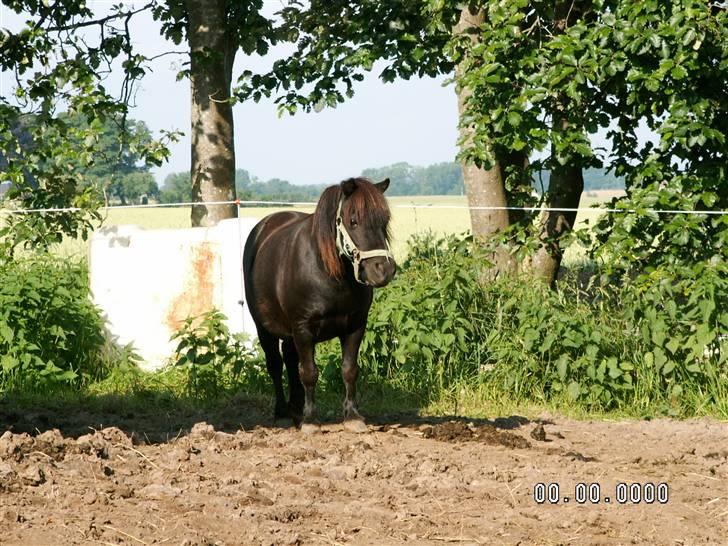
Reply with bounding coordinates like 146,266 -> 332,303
153,0 -> 278,226
236,0 -> 727,284
160,171 -> 191,204
2,0 -> 279,241
591,0 -> 727,277
0,1 -> 176,252
71,115 -> 160,205
362,162 -> 464,195
105,171 -> 158,205
3,112 -> 162,206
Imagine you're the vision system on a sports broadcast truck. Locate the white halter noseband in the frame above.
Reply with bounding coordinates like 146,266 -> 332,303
335,199 -> 393,285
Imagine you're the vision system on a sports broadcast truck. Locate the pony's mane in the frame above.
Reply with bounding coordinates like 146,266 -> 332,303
312,177 -> 391,280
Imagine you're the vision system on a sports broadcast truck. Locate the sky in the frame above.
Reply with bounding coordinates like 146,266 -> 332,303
0,1 -> 460,187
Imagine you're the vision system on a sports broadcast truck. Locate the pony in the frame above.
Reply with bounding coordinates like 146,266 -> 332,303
242,177 -> 396,433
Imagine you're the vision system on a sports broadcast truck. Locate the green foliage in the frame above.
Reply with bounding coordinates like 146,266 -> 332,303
153,0 -> 277,56
0,3 -> 178,252
360,233 -> 486,391
74,115 -> 163,205
623,261 -> 728,405
159,171 -> 192,204
0,255 -> 109,391
170,310 -> 260,399
538,168 -> 624,193
360,234 -> 727,416
233,0 -> 456,110
0,110 -> 105,252
362,162 -> 464,195
103,171 -> 158,205
587,1 -> 728,277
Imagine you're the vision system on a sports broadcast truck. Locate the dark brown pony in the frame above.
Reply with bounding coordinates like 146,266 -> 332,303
243,177 -> 396,432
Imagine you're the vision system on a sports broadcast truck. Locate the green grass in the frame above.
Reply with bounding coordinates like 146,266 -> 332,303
7,353 -> 721,433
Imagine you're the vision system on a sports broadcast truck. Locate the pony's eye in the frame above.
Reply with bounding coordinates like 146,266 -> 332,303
350,216 -> 358,228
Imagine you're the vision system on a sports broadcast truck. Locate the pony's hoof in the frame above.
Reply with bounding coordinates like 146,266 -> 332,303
300,422 -> 322,434
343,419 -> 368,433
273,417 -> 296,428
274,404 -> 290,421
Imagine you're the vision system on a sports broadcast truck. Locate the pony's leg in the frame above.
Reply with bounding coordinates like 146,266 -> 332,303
281,338 -> 304,424
340,327 -> 368,433
292,332 -> 320,433
258,330 -> 288,421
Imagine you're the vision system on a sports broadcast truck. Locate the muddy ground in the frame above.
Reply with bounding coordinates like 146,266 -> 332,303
0,402 -> 726,546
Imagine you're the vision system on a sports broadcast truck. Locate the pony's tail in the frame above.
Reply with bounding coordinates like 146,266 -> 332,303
312,184 -> 344,280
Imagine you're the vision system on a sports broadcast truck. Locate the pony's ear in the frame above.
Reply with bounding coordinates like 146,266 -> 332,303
375,178 -> 390,193
341,179 -> 357,196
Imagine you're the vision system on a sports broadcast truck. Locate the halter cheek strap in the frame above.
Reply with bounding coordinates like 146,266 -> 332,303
335,199 -> 393,285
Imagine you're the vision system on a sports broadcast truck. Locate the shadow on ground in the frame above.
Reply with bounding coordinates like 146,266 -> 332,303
0,387 -> 531,444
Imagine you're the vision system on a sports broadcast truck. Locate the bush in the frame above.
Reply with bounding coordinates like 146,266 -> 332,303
170,309 -> 264,398
358,233 -> 727,416
622,261 -> 728,412
0,255 -> 109,390
359,233 -> 486,393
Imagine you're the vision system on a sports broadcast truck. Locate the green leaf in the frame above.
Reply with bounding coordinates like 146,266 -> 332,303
607,358 -> 622,379
0,323 -> 14,344
567,381 -> 581,400
1,354 -> 19,371
665,337 -> 681,355
507,111 -> 522,127
556,356 -> 569,381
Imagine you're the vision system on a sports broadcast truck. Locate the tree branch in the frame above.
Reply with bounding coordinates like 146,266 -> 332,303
45,2 -> 154,32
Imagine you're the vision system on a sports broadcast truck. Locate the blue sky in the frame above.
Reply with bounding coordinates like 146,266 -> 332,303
0,1 -> 460,187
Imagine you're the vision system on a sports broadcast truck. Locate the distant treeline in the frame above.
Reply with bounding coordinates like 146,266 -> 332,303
2,111 -> 624,206
160,170 -> 327,204
159,162 -> 625,203
362,162 -> 464,195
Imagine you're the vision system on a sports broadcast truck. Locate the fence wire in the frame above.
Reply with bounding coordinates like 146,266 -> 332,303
1,198 -> 727,216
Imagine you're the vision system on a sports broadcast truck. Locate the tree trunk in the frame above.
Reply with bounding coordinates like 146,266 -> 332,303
526,1 -> 586,286
187,0 -> 237,227
454,6 -> 520,276
527,116 -> 584,286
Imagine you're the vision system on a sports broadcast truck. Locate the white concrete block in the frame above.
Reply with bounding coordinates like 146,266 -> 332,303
90,217 -> 261,370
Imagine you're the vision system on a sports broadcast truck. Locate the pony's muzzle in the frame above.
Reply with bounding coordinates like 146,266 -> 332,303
362,255 -> 397,287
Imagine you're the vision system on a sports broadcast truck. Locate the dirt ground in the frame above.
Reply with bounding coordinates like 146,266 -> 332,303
0,404 -> 726,546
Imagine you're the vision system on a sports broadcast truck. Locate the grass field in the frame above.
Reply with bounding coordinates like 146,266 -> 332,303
48,191 -> 623,262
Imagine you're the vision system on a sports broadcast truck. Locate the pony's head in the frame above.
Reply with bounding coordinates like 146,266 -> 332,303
313,177 -> 396,287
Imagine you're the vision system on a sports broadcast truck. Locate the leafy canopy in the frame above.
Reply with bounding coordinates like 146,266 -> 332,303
237,0 -> 728,276
0,1 -> 178,253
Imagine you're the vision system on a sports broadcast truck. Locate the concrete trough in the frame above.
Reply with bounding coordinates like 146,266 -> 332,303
90,217 -> 261,370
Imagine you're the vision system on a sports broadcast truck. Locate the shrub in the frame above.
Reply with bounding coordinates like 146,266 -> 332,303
0,255 -> 108,390
359,233 -> 484,392
170,309 -> 263,398
359,233 -> 727,416
622,260 -> 728,412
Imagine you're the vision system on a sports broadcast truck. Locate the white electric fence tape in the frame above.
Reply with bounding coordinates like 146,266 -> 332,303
1,199 -> 727,215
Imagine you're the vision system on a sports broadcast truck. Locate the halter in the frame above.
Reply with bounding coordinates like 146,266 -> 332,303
335,198 -> 393,285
